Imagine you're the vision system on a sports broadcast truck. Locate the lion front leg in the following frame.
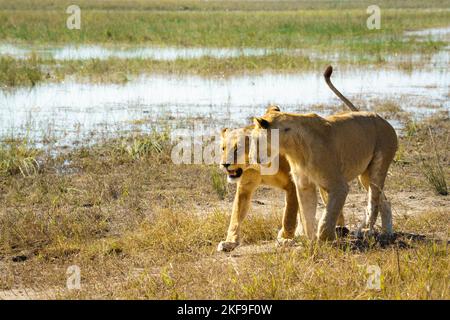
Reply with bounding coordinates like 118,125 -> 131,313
319,187 -> 345,227
294,176 -> 318,241
217,181 -> 258,252
277,184 -> 299,247
317,183 -> 349,241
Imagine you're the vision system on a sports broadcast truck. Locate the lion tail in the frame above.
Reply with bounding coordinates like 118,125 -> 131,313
323,65 -> 359,112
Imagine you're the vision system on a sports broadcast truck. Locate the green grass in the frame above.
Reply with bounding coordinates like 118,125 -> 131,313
0,48 -> 442,87
0,55 -> 44,87
1,0 -> 449,11
0,1 -> 449,87
0,7 -> 448,54
0,54 -> 333,87
57,54 -> 320,81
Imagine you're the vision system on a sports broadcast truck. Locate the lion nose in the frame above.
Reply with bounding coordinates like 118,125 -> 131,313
221,163 -> 230,169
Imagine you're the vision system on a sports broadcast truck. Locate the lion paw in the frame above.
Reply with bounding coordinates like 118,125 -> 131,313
317,224 -> 337,241
217,241 -> 240,252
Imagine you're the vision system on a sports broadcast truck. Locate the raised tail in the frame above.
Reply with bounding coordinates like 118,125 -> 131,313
323,65 -> 359,112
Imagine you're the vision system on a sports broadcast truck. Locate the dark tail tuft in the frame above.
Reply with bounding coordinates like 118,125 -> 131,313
323,65 -> 333,79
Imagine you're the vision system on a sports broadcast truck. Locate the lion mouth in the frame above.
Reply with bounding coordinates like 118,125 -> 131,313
227,168 -> 243,179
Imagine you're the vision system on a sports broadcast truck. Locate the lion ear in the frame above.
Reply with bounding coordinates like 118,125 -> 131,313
220,128 -> 228,137
266,104 -> 281,113
253,117 -> 270,129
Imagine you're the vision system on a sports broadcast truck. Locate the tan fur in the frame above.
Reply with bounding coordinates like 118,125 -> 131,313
252,110 -> 398,241
217,119 -> 345,252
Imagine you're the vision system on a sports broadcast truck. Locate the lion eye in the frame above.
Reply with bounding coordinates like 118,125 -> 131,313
222,146 -> 225,151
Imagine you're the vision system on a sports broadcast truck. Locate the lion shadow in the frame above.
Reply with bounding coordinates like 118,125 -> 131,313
334,226 -> 449,252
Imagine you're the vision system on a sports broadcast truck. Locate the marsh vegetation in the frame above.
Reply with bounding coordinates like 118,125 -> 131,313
0,0 -> 449,87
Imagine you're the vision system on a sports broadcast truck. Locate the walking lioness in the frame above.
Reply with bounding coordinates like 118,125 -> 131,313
251,78 -> 398,241
217,66 -> 357,251
217,119 -> 300,252
218,114 -> 346,252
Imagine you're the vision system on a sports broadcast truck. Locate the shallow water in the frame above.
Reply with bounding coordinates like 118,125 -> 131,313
1,25 -> 449,149
1,41 -> 448,70
1,68 -> 448,149
405,26 -> 450,42
0,44 -> 280,61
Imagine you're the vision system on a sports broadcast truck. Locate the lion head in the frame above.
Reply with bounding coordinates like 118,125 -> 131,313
219,126 -> 253,183
220,104 -> 281,183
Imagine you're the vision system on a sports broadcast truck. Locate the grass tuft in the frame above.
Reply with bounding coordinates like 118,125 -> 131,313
420,128 -> 448,195
120,132 -> 170,161
0,55 -> 44,87
0,138 -> 40,177
421,161 -> 448,196
128,138 -> 163,158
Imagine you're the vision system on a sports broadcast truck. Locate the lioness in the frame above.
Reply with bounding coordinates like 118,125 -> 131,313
217,119 -> 300,252
252,105 -> 398,241
217,114 -> 347,252
217,66 -> 358,251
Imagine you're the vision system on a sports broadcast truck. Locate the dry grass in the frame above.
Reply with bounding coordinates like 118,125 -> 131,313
211,168 -> 228,200
420,128 -> 448,196
371,100 -> 411,122
388,111 -> 449,192
0,114 -> 448,299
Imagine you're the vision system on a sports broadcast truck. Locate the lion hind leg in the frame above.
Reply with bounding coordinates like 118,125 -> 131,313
380,192 -> 393,235
295,179 -> 318,240
359,154 -> 393,236
358,170 -> 371,232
